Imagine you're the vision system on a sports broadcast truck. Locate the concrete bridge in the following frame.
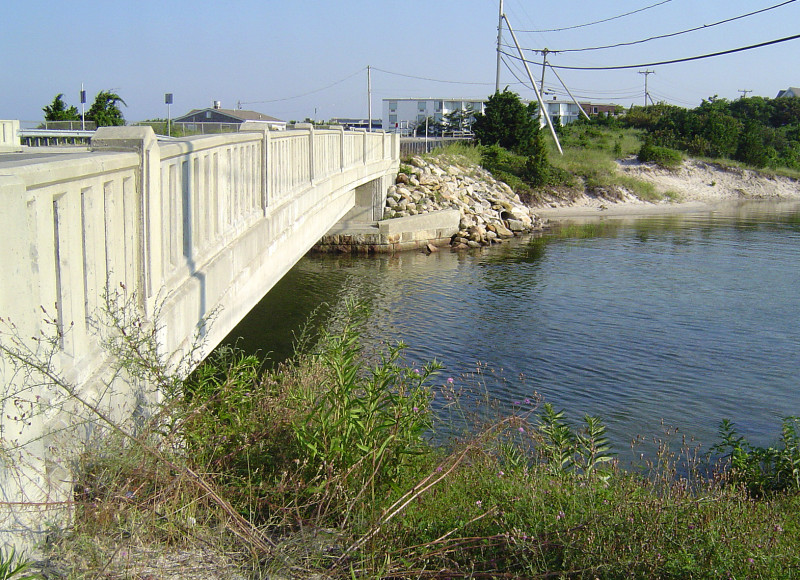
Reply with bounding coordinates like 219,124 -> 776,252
0,123 -> 399,546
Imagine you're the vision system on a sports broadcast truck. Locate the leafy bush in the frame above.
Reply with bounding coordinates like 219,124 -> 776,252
180,301 -> 437,523
711,417 -> 800,496
638,141 -> 683,168
291,303 -> 436,490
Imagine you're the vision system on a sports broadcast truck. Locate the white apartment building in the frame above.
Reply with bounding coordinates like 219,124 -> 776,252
382,98 -> 486,134
382,96 -> 617,134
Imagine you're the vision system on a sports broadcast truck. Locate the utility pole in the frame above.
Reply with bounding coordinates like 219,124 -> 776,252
367,65 -> 372,132
495,0 -> 504,93
503,14 -> 562,154
639,70 -> 655,106
540,48 -> 549,94
738,89 -> 753,99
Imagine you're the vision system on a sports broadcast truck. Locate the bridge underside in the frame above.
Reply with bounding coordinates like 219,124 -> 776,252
161,168 -> 396,367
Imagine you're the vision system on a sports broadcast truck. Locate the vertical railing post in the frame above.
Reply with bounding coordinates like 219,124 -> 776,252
308,125 -> 315,183
239,122 -> 271,214
338,125 -> 346,171
91,126 -> 161,314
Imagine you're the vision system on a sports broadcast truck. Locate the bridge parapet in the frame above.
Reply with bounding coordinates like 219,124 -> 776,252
0,120 -> 21,152
0,124 -> 398,548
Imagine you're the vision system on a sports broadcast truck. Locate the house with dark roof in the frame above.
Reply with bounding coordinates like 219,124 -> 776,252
776,87 -> 800,98
174,102 -> 286,130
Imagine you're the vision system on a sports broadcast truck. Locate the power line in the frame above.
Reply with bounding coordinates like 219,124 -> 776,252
371,67 -> 499,86
500,33 -> 800,70
501,55 -> 534,89
240,67 -> 365,105
519,0 -> 798,54
514,0 -> 673,33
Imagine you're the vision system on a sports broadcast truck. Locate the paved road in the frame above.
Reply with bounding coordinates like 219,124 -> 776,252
0,149 -> 90,167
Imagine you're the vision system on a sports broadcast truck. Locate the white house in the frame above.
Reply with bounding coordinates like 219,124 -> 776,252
776,87 -> 800,98
382,98 -> 486,135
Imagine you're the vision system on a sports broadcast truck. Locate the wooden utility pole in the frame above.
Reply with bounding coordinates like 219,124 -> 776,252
495,0 -> 504,93
639,70 -> 655,106
540,48 -> 549,94
738,89 -> 753,99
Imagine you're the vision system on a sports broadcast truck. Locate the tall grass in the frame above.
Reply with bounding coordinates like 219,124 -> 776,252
12,298 -> 800,578
420,141 -> 484,166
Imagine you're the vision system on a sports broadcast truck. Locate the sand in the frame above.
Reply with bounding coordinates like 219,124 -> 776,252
532,159 -> 800,221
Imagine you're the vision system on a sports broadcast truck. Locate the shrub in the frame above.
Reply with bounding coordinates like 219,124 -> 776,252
711,417 -> 800,497
637,141 -> 682,168
472,89 -> 539,153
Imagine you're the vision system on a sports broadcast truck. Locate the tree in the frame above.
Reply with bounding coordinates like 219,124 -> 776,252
413,116 -> 444,137
43,93 -> 80,121
86,91 -> 127,127
523,128 -> 550,186
472,88 -> 538,153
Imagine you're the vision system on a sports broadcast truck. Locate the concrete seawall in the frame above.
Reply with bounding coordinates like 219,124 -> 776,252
315,209 -> 461,253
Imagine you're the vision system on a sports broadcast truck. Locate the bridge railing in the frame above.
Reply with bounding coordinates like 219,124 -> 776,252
158,133 -> 264,287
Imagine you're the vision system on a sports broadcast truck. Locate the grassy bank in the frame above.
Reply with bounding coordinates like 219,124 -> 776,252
412,126 -> 677,206
22,301 -> 800,579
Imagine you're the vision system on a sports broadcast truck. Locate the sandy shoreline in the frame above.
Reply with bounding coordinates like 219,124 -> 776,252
531,159 -> 800,222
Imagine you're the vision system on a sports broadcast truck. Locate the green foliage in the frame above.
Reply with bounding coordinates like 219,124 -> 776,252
522,128 -> 550,186
292,303 -> 436,489
472,88 -> 539,153
19,295 -> 800,578
625,96 -> 800,170
421,141 -> 484,166
480,142 -> 569,199
637,140 -> 683,168
536,403 -> 613,477
0,548 -> 35,580
42,93 -> 79,122
711,417 -> 800,497
86,90 -> 126,127
179,301 -> 437,523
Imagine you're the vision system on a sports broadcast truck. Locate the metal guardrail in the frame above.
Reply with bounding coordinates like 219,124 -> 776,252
19,120 -> 97,131
18,129 -> 95,147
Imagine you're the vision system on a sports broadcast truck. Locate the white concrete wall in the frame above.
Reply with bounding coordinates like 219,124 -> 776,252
0,124 -> 399,549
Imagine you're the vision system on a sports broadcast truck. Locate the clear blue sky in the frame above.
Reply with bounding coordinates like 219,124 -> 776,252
2,0 -> 798,123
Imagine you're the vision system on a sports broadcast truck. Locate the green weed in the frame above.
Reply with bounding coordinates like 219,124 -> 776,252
712,417 -> 800,496
0,548 -> 36,580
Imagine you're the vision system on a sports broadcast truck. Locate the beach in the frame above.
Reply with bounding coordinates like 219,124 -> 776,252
533,158 -> 800,220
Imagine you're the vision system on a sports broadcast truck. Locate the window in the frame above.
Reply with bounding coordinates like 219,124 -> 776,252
389,100 -> 397,112
434,100 -> 443,112
418,101 -> 427,112
389,114 -> 397,124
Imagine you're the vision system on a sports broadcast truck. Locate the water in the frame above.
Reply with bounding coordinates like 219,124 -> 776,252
223,201 -> 800,459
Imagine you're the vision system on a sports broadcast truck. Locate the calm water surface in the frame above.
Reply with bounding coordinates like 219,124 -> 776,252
224,201 -> 800,458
